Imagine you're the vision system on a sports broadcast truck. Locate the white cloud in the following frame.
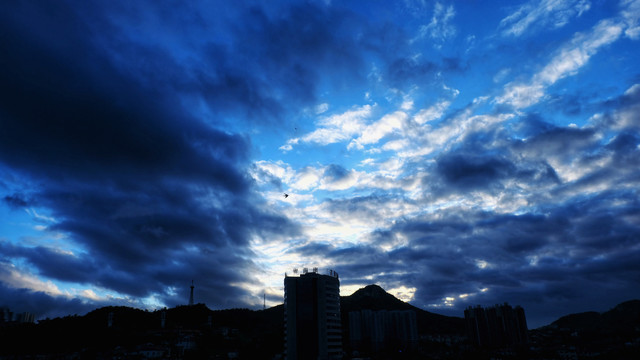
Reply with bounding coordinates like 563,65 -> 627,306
537,19 -> 622,84
252,160 -> 297,186
80,289 -> 104,301
291,167 -> 323,191
285,105 -> 373,150
495,83 -> 546,109
382,139 -> 410,152
414,100 -> 451,124
415,2 -> 456,45
493,68 -> 511,83
25,208 -> 55,223
621,0 -> 640,39
0,262 -> 65,297
624,83 -> 640,96
599,83 -> 640,130
399,111 -> 515,158
496,18 -> 623,109
500,0 -> 591,37
443,84 -> 460,97
348,111 -> 408,150
319,170 -> 361,191
377,157 -> 405,177
388,285 -> 417,302
315,103 -> 329,114
401,98 -> 414,111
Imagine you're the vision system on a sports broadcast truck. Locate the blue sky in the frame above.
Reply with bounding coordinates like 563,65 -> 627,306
1,0 -> 639,328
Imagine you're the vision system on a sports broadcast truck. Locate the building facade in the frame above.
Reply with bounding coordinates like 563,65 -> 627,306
349,309 -> 418,353
464,303 -> 528,348
284,269 -> 342,360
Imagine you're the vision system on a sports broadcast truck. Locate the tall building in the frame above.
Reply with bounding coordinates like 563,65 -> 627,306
464,303 -> 528,348
284,268 -> 342,360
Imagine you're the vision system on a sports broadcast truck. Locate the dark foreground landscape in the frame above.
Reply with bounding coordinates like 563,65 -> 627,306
1,285 -> 638,359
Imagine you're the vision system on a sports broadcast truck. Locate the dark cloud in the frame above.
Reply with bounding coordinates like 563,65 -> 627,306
331,194 -> 640,327
190,3 -> 369,123
0,2 -> 248,190
514,125 -> 598,160
0,0 -> 301,312
0,243 -> 96,284
1,0 -> 638,330
323,194 -> 407,224
386,58 -> 438,87
2,194 -> 28,209
436,154 -> 515,190
0,280 -> 102,319
323,164 -> 350,181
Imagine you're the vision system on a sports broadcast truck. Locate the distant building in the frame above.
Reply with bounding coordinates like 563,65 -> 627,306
284,268 -> 342,360
0,308 -> 35,324
0,307 -> 13,323
464,303 -> 528,348
15,312 -> 35,324
349,309 -> 418,353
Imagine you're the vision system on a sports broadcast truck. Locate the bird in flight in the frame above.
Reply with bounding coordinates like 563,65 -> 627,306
283,193 -> 289,198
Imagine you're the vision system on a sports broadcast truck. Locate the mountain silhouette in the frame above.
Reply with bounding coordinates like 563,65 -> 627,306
341,284 -> 465,335
2,286 -> 638,359
529,299 -> 640,357
546,299 -> 640,333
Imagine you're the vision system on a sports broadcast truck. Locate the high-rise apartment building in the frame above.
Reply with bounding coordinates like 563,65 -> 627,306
284,268 -> 342,360
349,309 -> 418,353
464,303 -> 528,348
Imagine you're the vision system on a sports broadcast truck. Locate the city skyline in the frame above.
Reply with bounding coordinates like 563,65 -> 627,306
1,0 -> 639,329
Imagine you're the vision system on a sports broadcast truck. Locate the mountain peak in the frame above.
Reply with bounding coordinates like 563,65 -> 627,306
341,284 -> 467,335
343,284 -> 412,312
351,284 -> 388,298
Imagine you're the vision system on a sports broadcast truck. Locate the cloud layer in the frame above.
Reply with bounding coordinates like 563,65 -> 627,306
1,0 -> 639,328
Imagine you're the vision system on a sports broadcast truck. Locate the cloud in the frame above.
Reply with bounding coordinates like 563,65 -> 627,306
496,18 -> 624,109
2,194 -> 28,210
621,0 -> 640,39
0,0 -> 301,312
597,83 -> 640,131
385,57 -> 438,88
329,194 -> 640,325
349,111 -> 409,150
281,80 -> 640,324
414,100 -> 451,125
0,261 -> 65,298
416,2 -> 457,45
499,0 -> 591,37
435,154 -> 516,191
282,105 -> 373,150
0,0 -> 638,329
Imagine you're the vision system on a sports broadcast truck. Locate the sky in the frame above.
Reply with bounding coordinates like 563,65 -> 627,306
0,0 -> 639,329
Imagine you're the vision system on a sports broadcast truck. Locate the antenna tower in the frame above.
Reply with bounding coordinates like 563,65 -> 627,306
189,280 -> 194,306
